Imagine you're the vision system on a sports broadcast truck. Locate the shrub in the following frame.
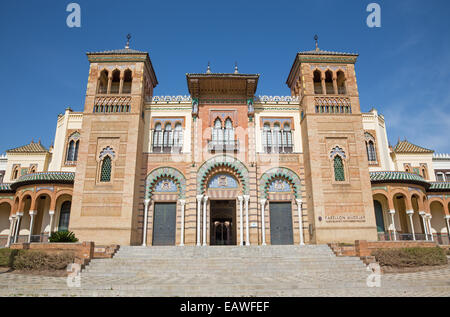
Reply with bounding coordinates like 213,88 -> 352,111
0,249 -> 18,267
49,231 -> 79,243
373,247 -> 448,268
12,250 -> 75,271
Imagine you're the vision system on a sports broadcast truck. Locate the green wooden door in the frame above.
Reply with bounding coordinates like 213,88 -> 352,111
373,200 -> 385,233
269,202 -> 294,245
153,203 -> 176,246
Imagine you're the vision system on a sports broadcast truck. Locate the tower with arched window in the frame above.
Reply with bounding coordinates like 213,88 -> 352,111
70,43 -> 158,245
286,41 -> 378,243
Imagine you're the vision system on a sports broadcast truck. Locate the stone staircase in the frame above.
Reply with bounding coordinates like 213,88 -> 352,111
77,245 -> 373,296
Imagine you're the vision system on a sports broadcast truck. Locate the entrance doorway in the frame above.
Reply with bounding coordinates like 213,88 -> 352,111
152,202 -> 176,246
210,200 -> 236,245
269,202 -> 294,245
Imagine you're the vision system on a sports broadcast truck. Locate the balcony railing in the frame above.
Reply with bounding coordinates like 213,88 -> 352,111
152,145 -> 182,154
208,140 -> 239,152
377,232 -> 450,245
263,145 -> 293,154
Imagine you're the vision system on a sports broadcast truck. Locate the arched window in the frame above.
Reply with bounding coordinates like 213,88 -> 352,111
98,70 -> 108,94
100,156 -> 112,182
213,118 -> 223,144
282,123 -> 293,153
58,201 -> 71,232
263,123 -> 272,153
67,140 -> 75,161
122,69 -> 132,94
325,70 -> 334,94
66,133 -> 80,163
163,123 -> 172,152
366,140 -> 377,162
12,166 -> 19,180
174,123 -> 183,152
333,155 -> 345,181
313,70 -> 322,94
337,71 -> 346,94
110,70 -> 121,94
224,118 -> 234,144
153,123 -> 163,152
273,123 -> 281,153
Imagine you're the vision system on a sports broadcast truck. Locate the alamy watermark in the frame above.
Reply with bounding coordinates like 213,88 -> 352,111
366,262 -> 381,287
366,3 -> 381,28
66,3 -> 81,28
67,262 -> 81,287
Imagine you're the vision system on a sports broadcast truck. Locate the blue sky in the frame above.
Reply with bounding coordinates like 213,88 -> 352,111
1,0 -> 449,153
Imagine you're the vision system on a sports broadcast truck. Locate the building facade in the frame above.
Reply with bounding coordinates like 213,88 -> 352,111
0,42 -> 449,247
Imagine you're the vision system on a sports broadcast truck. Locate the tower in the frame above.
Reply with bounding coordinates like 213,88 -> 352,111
286,38 -> 377,243
70,38 -> 158,245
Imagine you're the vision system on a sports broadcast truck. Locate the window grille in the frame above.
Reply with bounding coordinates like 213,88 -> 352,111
334,155 -> 345,181
100,156 -> 112,182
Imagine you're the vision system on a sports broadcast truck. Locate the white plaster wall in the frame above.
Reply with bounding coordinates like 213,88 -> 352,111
254,109 -> 302,153
393,153 -> 436,181
144,107 -> 192,154
48,110 -> 83,172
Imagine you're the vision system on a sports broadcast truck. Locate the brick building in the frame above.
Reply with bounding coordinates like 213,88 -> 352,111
0,41 -> 449,247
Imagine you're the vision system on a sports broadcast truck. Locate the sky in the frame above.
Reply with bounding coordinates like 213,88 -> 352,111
1,0 -> 449,153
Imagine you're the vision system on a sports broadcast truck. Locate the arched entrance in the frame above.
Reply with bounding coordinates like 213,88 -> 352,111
197,155 -> 249,246
260,168 -> 302,245
207,174 -> 241,246
145,167 -> 186,246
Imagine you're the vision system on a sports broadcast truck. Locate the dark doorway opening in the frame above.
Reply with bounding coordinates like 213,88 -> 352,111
210,200 -> 236,245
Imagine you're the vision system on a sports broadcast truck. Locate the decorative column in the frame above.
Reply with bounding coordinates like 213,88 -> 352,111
107,73 -> 112,94
14,212 -> 23,243
28,211 -> 37,243
260,199 -> 267,246
389,210 -> 397,241
237,196 -> 244,246
196,195 -> 203,246
296,199 -> 305,245
48,210 -> 55,236
142,199 -> 150,246
244,195 -> 250,246
427,214 -> 434,241
6,216 -> 15,247
419,211 -> 429,241
119,73 -> 124,94
406,210 -> 416,241
332,74 -> 338,94
203,196 -> 208,246
320,74 -> 326,94
179,200 -> 186,246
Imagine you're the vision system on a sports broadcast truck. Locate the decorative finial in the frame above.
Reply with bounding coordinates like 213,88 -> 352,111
314,34 -> 319,51
206,61 -> 211,74
234,62 -> 239,74
125,34 -> 131,49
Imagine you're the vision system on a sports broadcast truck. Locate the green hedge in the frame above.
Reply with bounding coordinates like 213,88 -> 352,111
12,250 -> 75,271
373,247 -> 448,268
0,249 -> 19,267
0,249 -> 75,271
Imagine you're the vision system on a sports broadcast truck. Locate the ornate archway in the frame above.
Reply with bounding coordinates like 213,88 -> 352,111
259,167 -> 302,199
197,155 -> 249,195
145,167 -> 186,199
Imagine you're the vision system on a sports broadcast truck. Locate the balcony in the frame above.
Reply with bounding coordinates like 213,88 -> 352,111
152,145 -> 182,154
263,145 -> 293,154
207,140 -> 239,152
